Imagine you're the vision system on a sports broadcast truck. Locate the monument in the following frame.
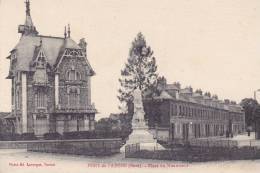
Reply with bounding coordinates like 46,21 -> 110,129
121,88 -> 164,151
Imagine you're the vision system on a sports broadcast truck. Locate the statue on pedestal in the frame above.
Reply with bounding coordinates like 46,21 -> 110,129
121,88 -> 164,152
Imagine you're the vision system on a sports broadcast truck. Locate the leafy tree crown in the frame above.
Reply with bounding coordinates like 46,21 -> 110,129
118,32 -> 158,110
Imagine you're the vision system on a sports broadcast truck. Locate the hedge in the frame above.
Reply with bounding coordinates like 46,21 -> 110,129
0,133 -> 37,141
43,132 -> 63,140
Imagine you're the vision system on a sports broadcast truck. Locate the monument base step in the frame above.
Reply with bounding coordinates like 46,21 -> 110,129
120,128 -> 165,152
120,142 -> 165,152
126,128 -> 156,143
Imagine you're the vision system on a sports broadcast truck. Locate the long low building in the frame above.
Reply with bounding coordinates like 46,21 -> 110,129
143,78 -> 245,142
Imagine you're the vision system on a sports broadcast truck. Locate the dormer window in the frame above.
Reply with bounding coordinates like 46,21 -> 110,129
10,52 -> 17,70
36,50 -> 46,68
11,52 -> 17,60
33,49 -> 48,84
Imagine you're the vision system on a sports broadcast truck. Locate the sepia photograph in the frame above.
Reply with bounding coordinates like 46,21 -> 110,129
0,0 -> 260,173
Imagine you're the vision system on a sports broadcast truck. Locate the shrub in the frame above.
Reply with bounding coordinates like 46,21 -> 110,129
20,133 -> 37,140
43,132 -> 62,140
63,131 -> 96,139
0,133 -> 21,141
62,130 -> 130,140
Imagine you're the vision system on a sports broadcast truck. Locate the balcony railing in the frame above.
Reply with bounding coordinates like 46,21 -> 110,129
55,104 -> 97,114
33,81 -> 50,87
64,80 -> 82,85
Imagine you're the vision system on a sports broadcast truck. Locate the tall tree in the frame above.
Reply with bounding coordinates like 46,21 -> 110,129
118,32 -> 158,111
240,98 -> 259,127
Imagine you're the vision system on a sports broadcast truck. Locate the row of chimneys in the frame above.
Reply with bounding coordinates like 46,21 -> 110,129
184,87 -> 237,105
180,86 -> 237,105
158,77 -> 237,105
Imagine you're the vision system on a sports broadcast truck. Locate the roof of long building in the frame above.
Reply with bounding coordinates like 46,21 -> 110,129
149,82 -> 244,113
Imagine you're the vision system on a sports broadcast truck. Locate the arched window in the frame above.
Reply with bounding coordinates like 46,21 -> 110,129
66,69 -> 81,81
69,70 -> 76,80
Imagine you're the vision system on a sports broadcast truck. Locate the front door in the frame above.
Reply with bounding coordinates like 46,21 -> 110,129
35,116 -> 48,136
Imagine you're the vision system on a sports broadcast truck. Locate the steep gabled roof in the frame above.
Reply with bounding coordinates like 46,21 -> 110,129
54,38 -> 95,76
9,34 -> 95,76
53,38 -> 82,69
8,0 -> 95,76
12,35 -> 65,71
64,38 -> 82,49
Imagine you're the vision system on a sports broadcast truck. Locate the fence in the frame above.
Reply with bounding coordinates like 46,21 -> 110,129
236,139 -> 260,148
0,141 -> 28,149
124,146 -> 260,161
189,138 -> 238,148
125,143 -> 140,157
188,138 -> 260,148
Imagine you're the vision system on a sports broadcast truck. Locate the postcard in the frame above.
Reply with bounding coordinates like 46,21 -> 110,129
0,0 -> 260,173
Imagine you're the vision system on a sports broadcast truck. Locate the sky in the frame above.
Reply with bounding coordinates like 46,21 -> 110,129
0,0 -> 260,120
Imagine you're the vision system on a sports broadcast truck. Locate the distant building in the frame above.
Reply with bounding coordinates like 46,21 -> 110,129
144,77 -> 245,142
5,1 -> 96,136
254,105 -> 260,140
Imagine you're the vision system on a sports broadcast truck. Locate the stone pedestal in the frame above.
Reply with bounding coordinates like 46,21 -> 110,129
121,128 -> 164,151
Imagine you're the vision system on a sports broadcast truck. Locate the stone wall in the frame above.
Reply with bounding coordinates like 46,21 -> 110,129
27,139 -> 122,156
0,139 -> 122,156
